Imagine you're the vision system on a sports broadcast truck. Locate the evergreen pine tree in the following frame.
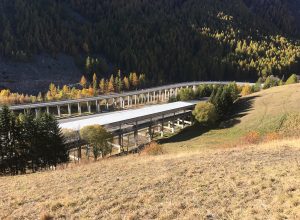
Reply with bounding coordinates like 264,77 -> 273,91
99,78 -> 106,94
108,75 -> 115,93
92,73 -> 98,95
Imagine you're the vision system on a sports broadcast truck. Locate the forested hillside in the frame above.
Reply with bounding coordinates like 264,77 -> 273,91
0,0 -> 300,86
244,0 -> 300,36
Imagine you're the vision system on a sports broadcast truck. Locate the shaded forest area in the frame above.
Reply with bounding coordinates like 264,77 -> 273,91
0,0 -> 300,85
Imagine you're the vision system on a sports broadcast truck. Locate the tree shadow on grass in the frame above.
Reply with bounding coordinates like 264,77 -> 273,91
158,95 -> 259,144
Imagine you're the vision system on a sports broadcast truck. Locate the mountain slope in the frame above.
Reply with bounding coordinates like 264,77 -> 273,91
243,0 -> 300,36
1,139 -> 300,219
162,83 -> 300,153
0,0 -> 300,89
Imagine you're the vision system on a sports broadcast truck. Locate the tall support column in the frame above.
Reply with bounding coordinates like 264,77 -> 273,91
118,134 -> 122,153
127,96 -> 130,107
134,121 -> 138,147
106,99 -> 109,110
46,106 -> 50,114
35,109 -> 39,118
134,95 -> 137,105
57,105 -> 61,117
148,118 -> 153,142
118,124 -> 123,153
175,88 -> 178,97
148,126 -> 152,142
78,145 -> 82,160
147,92 -> 150,103
193,85 -> 196,92
68,104 -> 72,116
160,114 -> 164,137
119,97 -> 122,108
164,90 -> 167,100
87,102 -> 91,113
96,100 -> 100,113
171,112 -> 176,133
77,103 -> 82,115
159,90 -> 162,102
153,91 -> 156,103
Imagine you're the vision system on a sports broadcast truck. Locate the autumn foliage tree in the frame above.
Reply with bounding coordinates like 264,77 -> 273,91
80,125 -> 112,160
107,75 -> 115,93
80,75 -> 87,88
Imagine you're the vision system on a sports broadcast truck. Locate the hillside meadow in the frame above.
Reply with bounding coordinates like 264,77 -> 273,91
0,139 -> 300,219
161,83 -> 300,153
1,84 -> 300,219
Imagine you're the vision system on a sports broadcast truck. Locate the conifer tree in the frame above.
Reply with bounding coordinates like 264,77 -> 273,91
99,78 -> 106,94
37,92 -> 43,102
80,75 -> 87,88
92,73 -> 98,94
0,106 -> 12,173
132,72 -> 139,88
139,73 -> 146,88
123,76 -> 130,90
49,83 -> 57,98
108,75 -> 115,93
129,73 -> 133,86
116,70 -> 123,92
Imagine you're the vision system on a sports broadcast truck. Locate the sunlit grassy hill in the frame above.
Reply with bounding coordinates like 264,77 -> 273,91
1,84 -> 300,219
162,83 -> 300,153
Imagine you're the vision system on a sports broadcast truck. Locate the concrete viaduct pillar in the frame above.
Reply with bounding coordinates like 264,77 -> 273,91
96,100 -> 100,113
57,105 -> 61,117
86,102 -> 91,113
68,104 -> 72,116
134,121 -> 138,147
127,96 -> 131,107
106,99 -> 109,110
35,108 -> 39,118
77,103 -> 82,115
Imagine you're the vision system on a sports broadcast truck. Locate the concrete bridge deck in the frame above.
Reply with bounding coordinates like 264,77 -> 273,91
60,101 -> 198,154
3,81 -> 253,118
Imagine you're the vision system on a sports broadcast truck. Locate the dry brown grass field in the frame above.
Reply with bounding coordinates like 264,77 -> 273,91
1,139 -> 300,219
1,84 -> 300,219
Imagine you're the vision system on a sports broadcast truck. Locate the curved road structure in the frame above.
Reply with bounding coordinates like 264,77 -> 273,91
60,101 -> 198,154
4,81 -> 253,117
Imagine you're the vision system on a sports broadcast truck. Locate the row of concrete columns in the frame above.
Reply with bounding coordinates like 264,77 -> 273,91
25,85 -> 198,118
113,113 -> 192,154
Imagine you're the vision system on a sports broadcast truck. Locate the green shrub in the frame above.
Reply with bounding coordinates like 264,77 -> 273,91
178,88 -> 195,101
196,84 -> 213,98
168,95 -> 178,103
263,75 -> 280,89
226,82 -> 239,101
241,84 -> 252,96
252,77 -> 262,92
285,74 -> 298,85
209,83 -> 239,118
192,102 -> 218,126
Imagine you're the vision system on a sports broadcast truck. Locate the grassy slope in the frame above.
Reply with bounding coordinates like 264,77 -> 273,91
1,84 -> 300,219
162,83 -> 300,153
1,139 -> 300,219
